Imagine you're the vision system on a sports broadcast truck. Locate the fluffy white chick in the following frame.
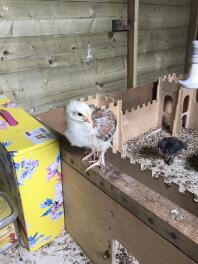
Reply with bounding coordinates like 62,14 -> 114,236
64,100 -> 117,172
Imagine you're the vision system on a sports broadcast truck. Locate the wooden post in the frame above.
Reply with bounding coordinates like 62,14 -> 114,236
109,100 -> 123,153
127,0 -> 139,89
184,0 -> 198,73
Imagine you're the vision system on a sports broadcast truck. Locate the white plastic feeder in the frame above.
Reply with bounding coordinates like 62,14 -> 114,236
179,40 -> 198,89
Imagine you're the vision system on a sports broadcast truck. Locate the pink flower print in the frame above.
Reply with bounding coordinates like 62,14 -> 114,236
41,183 -> 64,220
47,162 -> 59,182
56,171 -> 62,183
55,183 -> 63,205
46,154 -> 61,182
51,202 -> 64,220
16,158 -> 39,185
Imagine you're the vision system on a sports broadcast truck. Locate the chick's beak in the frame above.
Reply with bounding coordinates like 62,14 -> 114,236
84,116 -> 93,126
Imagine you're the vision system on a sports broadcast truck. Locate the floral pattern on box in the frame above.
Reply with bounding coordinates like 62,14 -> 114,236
41,155 -> 64,220
28,232 -> 52,248
14,158 -> 39,186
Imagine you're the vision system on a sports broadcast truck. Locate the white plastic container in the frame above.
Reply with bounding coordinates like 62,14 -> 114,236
0,191 -> 19,252
179,41 -> 198,89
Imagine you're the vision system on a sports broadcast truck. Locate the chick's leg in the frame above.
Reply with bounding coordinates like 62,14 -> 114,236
85,151 -> 106,172
87,152 -> 100,163
82,151 -> 96,161
101,151 -> 106,167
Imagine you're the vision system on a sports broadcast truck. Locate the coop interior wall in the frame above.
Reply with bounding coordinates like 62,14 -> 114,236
0,0 -> 191,114
137,0 -> 191,85
0,0 -> 127,114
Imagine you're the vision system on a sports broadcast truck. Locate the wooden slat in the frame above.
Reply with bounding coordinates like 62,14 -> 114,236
137,65 -> 184,86
0,56 -> 126,113
0,1 -> 127,20
0,31 -> 127,74
127,0 -> 139,88
0,1 -> 127,38
0,46 -> 127,75
24,78 -> 126,114
0,20 -> 12,38
29,83 -> 126,114
137,47 -> 186,75
138,28 -> 188,53
52,0 -> 128,1
33,0 -> 127,1
0,32 -> 127,59
140,0 -> 191,6
139,4 -> 190,29
0,56 -> 126,94
0,18 -> 120,38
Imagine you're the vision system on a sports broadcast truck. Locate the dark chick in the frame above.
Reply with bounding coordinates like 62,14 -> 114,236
158,137 -> 187,165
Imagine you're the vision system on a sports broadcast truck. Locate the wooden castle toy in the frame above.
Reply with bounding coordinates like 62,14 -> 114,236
81,73 -> 198,154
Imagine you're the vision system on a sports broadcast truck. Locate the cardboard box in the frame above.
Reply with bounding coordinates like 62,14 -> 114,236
0,100 -> 64,251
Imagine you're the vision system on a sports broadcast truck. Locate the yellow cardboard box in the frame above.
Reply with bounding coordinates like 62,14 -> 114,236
0,96 -> 64,251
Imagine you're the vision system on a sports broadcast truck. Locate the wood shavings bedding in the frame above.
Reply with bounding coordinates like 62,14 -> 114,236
0,231 -> 139,264
123,128 -> 198,201
0,231 -> 91,264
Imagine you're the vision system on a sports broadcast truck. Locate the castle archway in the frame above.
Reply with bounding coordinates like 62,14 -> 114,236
163,95 -> 173,113
162,95 -> 173,131
182,95 -> 189,113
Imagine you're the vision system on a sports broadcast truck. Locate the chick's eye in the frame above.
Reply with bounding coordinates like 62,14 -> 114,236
78,112 -> 83,116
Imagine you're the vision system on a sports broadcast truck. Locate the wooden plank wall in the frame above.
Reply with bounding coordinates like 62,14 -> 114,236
137,0 -> 191,86
0,0 -> 127,113
0,0 -> 191,113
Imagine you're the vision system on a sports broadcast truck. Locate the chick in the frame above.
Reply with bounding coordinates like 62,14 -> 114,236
64,100 -> 117,171
158,137 -> 187,165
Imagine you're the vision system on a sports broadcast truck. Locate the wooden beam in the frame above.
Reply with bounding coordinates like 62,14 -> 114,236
127,0 -> 139,88
184,0 -> 198,73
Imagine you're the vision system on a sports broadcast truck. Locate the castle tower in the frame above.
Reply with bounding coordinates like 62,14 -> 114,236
172,86 -> 196,135
156,73 -> 180,133
176,40 -> 198,133
156,73 -> 198,136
